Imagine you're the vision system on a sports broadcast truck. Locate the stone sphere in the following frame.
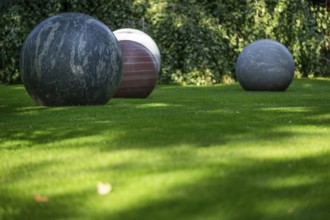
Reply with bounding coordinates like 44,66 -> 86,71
114,28 -> 161,72
113,28 -> 160,98
235,39 -> 295,91
20,12 -> 122,106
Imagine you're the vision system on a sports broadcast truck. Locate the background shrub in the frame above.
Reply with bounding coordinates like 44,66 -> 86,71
0,0 -> 329,85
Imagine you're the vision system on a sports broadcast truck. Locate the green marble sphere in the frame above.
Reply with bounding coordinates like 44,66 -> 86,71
20,12 -> 122,106
236,39 -> 295,91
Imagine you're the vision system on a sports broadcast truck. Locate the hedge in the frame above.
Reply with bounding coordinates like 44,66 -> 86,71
0,0 -> 329,85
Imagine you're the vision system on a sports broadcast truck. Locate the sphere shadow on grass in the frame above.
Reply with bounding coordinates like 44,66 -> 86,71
20,12 -> 122,106
235,39 -> 295,91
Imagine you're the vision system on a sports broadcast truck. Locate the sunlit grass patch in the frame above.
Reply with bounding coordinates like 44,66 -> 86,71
0,79 -> 330,220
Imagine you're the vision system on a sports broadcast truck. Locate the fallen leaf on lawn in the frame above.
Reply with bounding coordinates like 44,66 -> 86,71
97,182 -> 112,195
287,207 -> 294,214
35,194 -> 49,203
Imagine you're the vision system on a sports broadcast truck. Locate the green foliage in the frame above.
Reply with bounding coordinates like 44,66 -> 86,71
0,0 -> 147,84
0,0 -> 63,84
0,0 -> 329,85
146,0 -> 330,84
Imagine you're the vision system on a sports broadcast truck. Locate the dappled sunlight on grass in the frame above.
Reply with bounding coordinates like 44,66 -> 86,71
236,143 -> 329,161
264,175 -> 319,189
135,102 -> 180,108
100,169 -> 210,213
1,79 -> 330,219
138,102 -> 169,108
260,106 -> 315,112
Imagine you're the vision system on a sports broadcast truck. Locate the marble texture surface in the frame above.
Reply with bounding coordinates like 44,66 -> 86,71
235,39 -> 295,91
20,12 -> 122,106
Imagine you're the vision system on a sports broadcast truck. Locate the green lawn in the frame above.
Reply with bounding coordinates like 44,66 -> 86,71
0,79 -> 330,220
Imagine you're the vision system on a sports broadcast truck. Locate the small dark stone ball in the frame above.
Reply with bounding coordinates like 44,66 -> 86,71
20,12 -> 122,106
235,39 -> 295,91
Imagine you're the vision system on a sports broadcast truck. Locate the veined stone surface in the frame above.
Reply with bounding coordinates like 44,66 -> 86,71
20,12 -> 122,106
235,39 -> 295,91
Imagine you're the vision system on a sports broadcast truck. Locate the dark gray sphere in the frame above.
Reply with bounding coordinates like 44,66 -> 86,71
20,12 -> 122,106
235,39 -> 295,91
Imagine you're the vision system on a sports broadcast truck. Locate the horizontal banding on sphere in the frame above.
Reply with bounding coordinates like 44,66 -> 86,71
20,12 -> 122,106
113,28 -> 160,98
114,28 -> 161,72
235,39 -> 295,91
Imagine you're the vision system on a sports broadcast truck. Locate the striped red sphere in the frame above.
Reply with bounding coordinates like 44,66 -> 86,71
113,28 -> 160,98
